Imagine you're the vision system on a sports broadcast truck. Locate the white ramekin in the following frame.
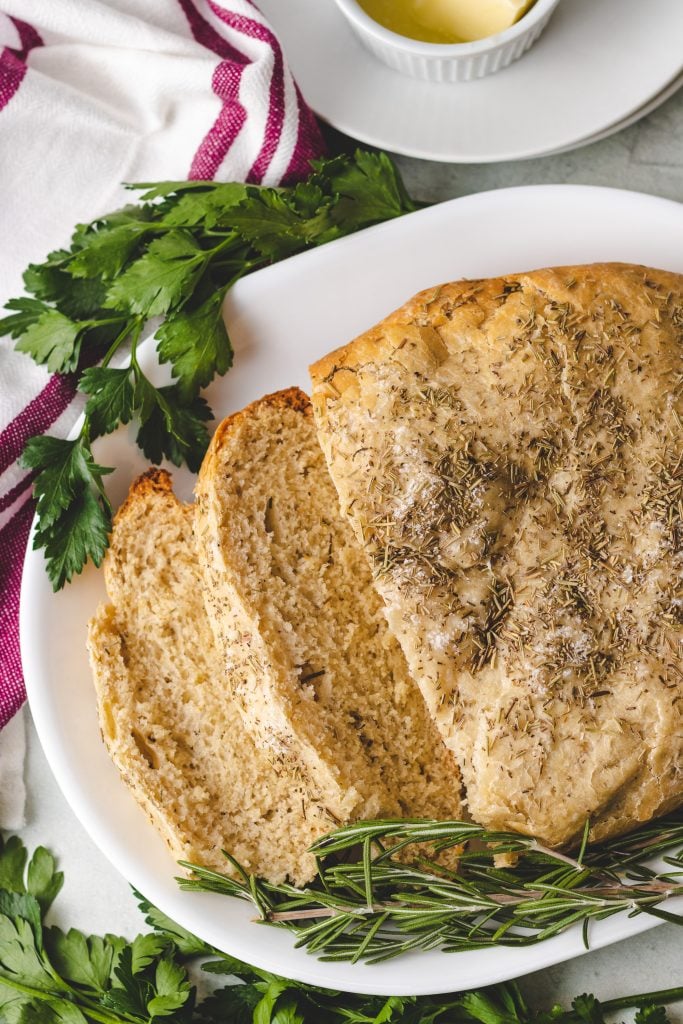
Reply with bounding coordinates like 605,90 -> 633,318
333,0 -> 562,83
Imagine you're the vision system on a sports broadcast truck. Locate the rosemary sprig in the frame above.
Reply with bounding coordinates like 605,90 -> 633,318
179,813 -> 683,964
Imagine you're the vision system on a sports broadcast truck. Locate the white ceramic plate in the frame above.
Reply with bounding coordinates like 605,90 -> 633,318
257,0 -> 683,163
21,185 -> 683,997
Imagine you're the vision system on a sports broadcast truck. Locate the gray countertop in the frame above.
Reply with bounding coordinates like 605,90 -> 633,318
20,84 -> 683,1013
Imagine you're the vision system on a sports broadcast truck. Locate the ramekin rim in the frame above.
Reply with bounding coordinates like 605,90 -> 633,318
333,0 -> 560,56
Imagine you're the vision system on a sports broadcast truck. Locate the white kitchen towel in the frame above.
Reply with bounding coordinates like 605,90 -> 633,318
0,0 -> 324,812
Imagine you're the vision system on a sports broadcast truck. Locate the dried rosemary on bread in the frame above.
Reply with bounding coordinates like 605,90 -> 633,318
194,388 -> 463,825
87,468 -> 336,885
310,263 -> 683,845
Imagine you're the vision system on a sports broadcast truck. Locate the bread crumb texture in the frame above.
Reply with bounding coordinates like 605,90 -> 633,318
87,468 -> 337,885
194,389 -> 463,828
310,263 -> 683,845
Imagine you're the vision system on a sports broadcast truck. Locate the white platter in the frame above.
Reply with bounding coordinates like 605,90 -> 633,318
21,184 -> 683,997
257,0 -> 683,163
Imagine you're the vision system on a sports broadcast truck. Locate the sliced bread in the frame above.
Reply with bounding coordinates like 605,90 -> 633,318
194,388 -> 463,825
87,468 -> 336,885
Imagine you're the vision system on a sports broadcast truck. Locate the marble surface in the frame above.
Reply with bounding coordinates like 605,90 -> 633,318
17,83 -> 683,1011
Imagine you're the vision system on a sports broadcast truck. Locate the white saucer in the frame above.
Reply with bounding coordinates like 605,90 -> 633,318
545,71 -> 683,157
259,0 -> 683,163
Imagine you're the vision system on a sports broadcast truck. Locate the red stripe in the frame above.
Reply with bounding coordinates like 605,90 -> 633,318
0,474 -> 34,516
177,0 -> 250,181
189,60 -> 248,180
0,372 -> 78,477
0,15 -> 42,113
0,500 -> 34,728
175,0 -> 247,62
9,16 -> 43,60
206,3 -> 286,185
0,47 -> 27,112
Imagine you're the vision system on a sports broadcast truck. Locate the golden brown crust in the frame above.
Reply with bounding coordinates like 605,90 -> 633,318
311,263 -> 681,384
199,388 -> 313,514
310,261 -> 683,845
111,467 -> 174,523
209,386 -> 312,449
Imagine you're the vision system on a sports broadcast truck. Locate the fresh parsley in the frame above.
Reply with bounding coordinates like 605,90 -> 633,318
1,151 -> 415,590
1,833 -> 681,1024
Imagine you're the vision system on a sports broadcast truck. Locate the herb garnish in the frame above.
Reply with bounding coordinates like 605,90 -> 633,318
180,814 -> 683,964
1,832 -> 683,1024
1,151 -> 415,590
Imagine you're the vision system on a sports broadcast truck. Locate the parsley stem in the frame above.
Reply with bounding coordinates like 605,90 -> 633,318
82,315 -> 132,329
602,987 -> 683,1011
99,316 -> 142,371
207,233 -> 241,256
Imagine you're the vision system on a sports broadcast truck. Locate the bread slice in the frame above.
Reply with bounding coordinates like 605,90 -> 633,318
310,263 -> 683,845
87,468 -> 336,885
194,388 -> 463,825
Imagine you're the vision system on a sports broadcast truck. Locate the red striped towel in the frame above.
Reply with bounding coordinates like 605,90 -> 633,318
0,0 -> 324,730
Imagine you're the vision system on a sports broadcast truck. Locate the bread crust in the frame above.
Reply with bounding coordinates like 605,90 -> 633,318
311,263 -> 682,383
310,262 -> 683,845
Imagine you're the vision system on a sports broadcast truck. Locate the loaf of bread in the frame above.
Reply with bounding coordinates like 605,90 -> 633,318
310,263 -> 683,845
194,388 -> 463,825
87,469 -> 337,885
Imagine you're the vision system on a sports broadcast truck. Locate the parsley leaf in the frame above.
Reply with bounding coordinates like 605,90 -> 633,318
79,367 -> 135,438
161,183 -> 248,228
317,150 -> 415,232
14,309 -> 83,373
132,180 -> 229,200
21,436 -> 111,530
136,387 -> 211,472
635,1007 -> 671,1024
25,849 -> 63,915
46,928 -> 119,993
571,995 -> 604,1024
0,838 -> 62,918
21,434 -> 113,589
156,293 -> 232,401
195,983 -> 261,1024
23,249 -> 111,318
33,486 -> 112,591
0,298 -> 50,337
0,837 -> 30,894
69,221 -> 152,280
147,957 -> 193,1016
105,230 -> 206,316
226,189 -> 308,260
269,998 -> 305,1024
